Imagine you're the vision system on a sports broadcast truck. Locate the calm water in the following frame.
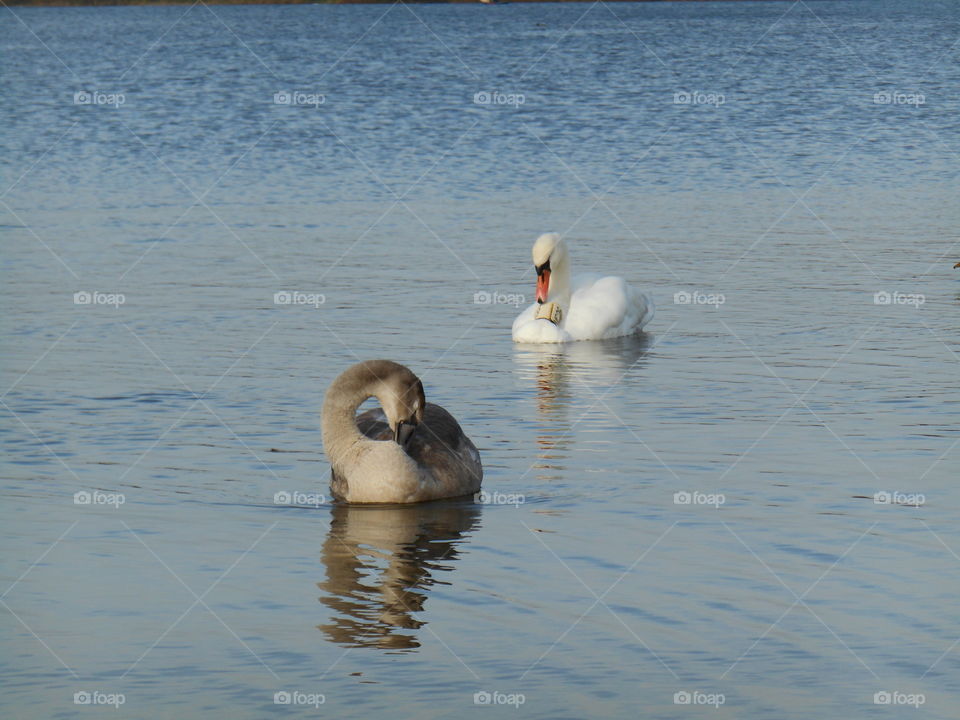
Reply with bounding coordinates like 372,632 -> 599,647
2,1 -> 959,717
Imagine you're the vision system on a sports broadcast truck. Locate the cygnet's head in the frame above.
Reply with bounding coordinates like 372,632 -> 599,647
372,361 -> 425,447
531,233 -> 567,304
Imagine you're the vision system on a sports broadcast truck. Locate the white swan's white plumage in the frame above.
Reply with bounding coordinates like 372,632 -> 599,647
512,233 -> 654,343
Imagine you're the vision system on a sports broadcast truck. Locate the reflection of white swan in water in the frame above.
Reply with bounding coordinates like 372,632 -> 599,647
318,502 -> 480,650
513,335 -> 652,463
514,333 -> 653,398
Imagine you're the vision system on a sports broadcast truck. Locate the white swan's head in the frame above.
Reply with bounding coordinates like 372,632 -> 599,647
531,233 -> 567,304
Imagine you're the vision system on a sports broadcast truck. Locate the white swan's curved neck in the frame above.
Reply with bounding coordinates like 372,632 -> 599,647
548,251 -> 572,309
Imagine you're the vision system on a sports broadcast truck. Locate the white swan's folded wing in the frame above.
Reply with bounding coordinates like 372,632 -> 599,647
564,275 -> 653,340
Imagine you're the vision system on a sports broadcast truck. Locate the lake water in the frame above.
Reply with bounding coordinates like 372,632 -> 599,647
1,0 -> 958,717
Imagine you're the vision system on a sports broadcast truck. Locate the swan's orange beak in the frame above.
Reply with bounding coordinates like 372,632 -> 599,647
536,269 -> 550,304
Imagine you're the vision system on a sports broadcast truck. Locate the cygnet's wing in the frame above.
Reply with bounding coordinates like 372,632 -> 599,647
332,404 -> 482,501
407,403 -> 483,489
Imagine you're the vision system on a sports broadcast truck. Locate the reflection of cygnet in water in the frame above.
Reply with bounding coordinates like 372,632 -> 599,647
318,502 -> 481,651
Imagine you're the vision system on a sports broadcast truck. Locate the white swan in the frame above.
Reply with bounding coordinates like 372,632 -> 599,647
321,360 -> 483,503
512,233 -> 655,343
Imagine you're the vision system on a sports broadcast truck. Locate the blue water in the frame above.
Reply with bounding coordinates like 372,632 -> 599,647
1,1 -> 958,718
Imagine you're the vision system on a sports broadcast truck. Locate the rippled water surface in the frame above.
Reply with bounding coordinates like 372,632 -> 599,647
2,1 -> 959,718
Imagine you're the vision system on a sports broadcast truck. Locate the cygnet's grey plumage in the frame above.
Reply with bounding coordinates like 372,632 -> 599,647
322,360 -> 482,504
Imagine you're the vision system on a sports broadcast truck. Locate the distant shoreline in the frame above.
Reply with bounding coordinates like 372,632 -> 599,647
7,0 -> 751,6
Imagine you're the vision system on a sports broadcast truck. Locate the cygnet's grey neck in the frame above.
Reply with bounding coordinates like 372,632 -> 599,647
321,359 -> 418,464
